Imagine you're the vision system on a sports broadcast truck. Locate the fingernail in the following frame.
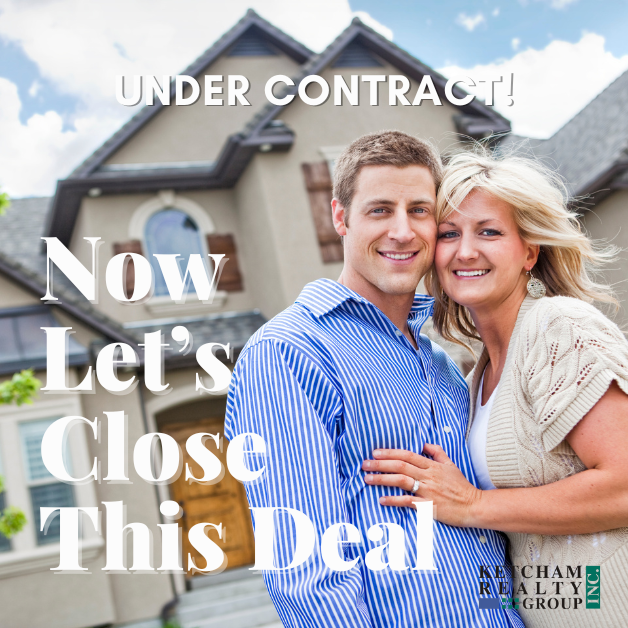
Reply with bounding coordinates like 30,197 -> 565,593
379,496 -> 386,504
363,461 -> 372,469
373,449 -> 382,456
365,475 -> 373,482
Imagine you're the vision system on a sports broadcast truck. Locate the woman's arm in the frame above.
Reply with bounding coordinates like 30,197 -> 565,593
364,381 -> 628,534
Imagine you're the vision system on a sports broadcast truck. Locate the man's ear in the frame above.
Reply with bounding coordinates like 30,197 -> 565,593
331,198 -> 347,236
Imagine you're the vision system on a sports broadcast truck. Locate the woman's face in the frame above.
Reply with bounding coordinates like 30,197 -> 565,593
435,189 -> 539,315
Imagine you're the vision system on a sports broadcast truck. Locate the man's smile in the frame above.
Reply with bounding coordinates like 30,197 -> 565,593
378,250 -> 419,262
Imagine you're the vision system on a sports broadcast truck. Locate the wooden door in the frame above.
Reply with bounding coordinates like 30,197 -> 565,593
166,418 -> 255,575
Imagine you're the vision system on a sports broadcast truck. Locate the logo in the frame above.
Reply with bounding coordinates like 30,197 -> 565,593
478,564 -> 601,612
586,566 -> 600,609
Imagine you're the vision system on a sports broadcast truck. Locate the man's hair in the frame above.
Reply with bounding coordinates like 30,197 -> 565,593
333,130 -> 443,210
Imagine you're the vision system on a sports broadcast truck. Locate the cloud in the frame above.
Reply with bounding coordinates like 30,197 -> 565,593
28,79 -> 41,97
0,0 -> 368,196
456,12 -> 486,32
511,37 -> 521,51
543,0 -> 578,8
352,11 -> 393,40
492,7 -> 500,17
0,77 -> 119,196
438,32 -> 628,138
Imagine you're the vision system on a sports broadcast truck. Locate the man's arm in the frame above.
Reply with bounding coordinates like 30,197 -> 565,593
225,338 -> 373,628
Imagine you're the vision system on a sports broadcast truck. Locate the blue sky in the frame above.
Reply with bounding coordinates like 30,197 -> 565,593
0,0 -> 627,196
353,0 -> 628,68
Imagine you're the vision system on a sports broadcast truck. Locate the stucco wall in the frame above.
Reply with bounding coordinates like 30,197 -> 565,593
106,53 -> 300,165
69,188 -> 256,323
582,189 -> 628,329
246,62 -> 462,307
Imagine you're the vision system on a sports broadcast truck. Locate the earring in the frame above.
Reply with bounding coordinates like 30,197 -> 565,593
526,270 -> 546,298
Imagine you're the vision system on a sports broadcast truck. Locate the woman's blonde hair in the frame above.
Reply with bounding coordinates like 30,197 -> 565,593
425,144 -> 618,349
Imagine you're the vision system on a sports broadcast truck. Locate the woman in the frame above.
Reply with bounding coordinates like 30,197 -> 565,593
362,149 -> 628,628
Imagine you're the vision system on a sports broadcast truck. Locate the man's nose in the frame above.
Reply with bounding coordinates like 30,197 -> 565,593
388,211 -> 415,243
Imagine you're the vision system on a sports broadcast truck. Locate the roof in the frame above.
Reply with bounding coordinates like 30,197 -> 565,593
46,10 -> 511,246
0,304 -> 88,376
521,69 -> 628,199
123,310 -> 267,369
0,197 -> 265,367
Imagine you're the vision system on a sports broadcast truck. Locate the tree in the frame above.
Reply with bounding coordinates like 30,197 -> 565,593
0,189 -> 40,539
0,370 -> 41,538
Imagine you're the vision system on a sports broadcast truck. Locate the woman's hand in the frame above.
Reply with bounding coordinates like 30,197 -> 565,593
362,443 -> 482,528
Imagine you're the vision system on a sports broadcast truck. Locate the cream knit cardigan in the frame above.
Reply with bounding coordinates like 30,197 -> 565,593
467,295 -> 628,628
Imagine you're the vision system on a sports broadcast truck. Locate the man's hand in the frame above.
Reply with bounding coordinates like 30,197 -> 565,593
362,444 -> 482,528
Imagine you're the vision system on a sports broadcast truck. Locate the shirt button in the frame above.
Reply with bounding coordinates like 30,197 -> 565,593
443,426 -> 451,433
394,329 -> 403,337
479,535 -> 487,544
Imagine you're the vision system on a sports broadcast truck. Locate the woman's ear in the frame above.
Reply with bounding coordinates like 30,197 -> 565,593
526,243 -> 540,269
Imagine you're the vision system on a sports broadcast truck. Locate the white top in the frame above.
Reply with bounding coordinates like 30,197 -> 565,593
468,370 -> 497,490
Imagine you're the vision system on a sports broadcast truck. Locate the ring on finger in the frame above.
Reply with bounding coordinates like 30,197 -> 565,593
411,479 -> 420,494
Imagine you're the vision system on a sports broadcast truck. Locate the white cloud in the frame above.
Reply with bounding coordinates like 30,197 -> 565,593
0,77 -> 119,196
0,0 -> 365,196
456,12 -> 486,32
352,11 -> 393,40
511,37 -> 521,51
27,79 -> 41,97
492,7 -> 500,17
545,0 -> 578,8
438,32 -> 628,138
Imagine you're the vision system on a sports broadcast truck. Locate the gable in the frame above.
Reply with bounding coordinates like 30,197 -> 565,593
103,51 -> 300,166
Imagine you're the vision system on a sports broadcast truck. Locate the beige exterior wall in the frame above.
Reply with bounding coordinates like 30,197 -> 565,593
70,188 -> 257,323
0,274 -> 40,308
0,557 -> 116,628
106,53 -> 300,165
582,189 -> 628,328
249,63 -> 462,306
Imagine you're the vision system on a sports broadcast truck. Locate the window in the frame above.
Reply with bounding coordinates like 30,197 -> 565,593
0,448 -> 10,553
144,208 -> 205,297
0,306 -> 88,375
20,420 -> 74,546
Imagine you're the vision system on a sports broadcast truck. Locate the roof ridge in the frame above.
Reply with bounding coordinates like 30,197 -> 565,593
546,67 -> 628,143
68,9 -> 313,179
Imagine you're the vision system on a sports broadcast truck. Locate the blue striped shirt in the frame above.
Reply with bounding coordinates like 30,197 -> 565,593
225,278 -> 523,628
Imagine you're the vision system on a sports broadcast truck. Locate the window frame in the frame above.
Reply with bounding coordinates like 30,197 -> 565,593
0,391 -> 103,577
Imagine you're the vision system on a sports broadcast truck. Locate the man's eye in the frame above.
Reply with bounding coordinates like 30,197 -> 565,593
412,207 -> 427,214
371,208 -> 386,214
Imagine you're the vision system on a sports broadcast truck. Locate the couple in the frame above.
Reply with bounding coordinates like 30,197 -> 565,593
225,130 -> 628,628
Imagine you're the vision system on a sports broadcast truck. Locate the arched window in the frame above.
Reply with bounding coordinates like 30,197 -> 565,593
144,208 -> 204,297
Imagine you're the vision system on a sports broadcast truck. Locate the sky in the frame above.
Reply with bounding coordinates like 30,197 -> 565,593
0,0 -> 627,197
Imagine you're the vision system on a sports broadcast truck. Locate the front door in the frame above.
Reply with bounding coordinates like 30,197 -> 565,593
166,417 -> 255,575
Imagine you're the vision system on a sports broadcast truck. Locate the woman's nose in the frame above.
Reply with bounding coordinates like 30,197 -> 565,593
456,234 -> 479,260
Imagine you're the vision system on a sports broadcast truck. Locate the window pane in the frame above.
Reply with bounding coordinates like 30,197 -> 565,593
31,483 -> 74,545
0,317 -> 20,363
144,209 -> 204,297
20,419 -> 71,481
17,313 -> 55,360
0,489 -> 10,552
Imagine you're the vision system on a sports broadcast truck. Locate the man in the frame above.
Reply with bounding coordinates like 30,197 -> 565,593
225,131 -> 523,627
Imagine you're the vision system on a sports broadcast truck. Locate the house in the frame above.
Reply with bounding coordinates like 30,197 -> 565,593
0,8 -> 623,628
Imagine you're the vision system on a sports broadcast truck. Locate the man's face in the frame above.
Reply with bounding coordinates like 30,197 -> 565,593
332,164 -> 437,303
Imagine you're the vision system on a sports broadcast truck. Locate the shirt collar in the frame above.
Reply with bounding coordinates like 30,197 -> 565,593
296,278 -> 435,326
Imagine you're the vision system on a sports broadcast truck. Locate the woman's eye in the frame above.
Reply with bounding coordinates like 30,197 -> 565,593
438,231 -> 458,239
480,229 -> 502,236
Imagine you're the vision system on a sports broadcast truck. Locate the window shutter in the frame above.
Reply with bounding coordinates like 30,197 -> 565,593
301,162 -> 343,263
206,234 -> 244,292
112,240 -> 143,299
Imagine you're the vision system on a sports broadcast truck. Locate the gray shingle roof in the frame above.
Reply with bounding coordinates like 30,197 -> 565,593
0,197 -> 265,363
534,69 -> 628,196
124,310 -> 266,363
